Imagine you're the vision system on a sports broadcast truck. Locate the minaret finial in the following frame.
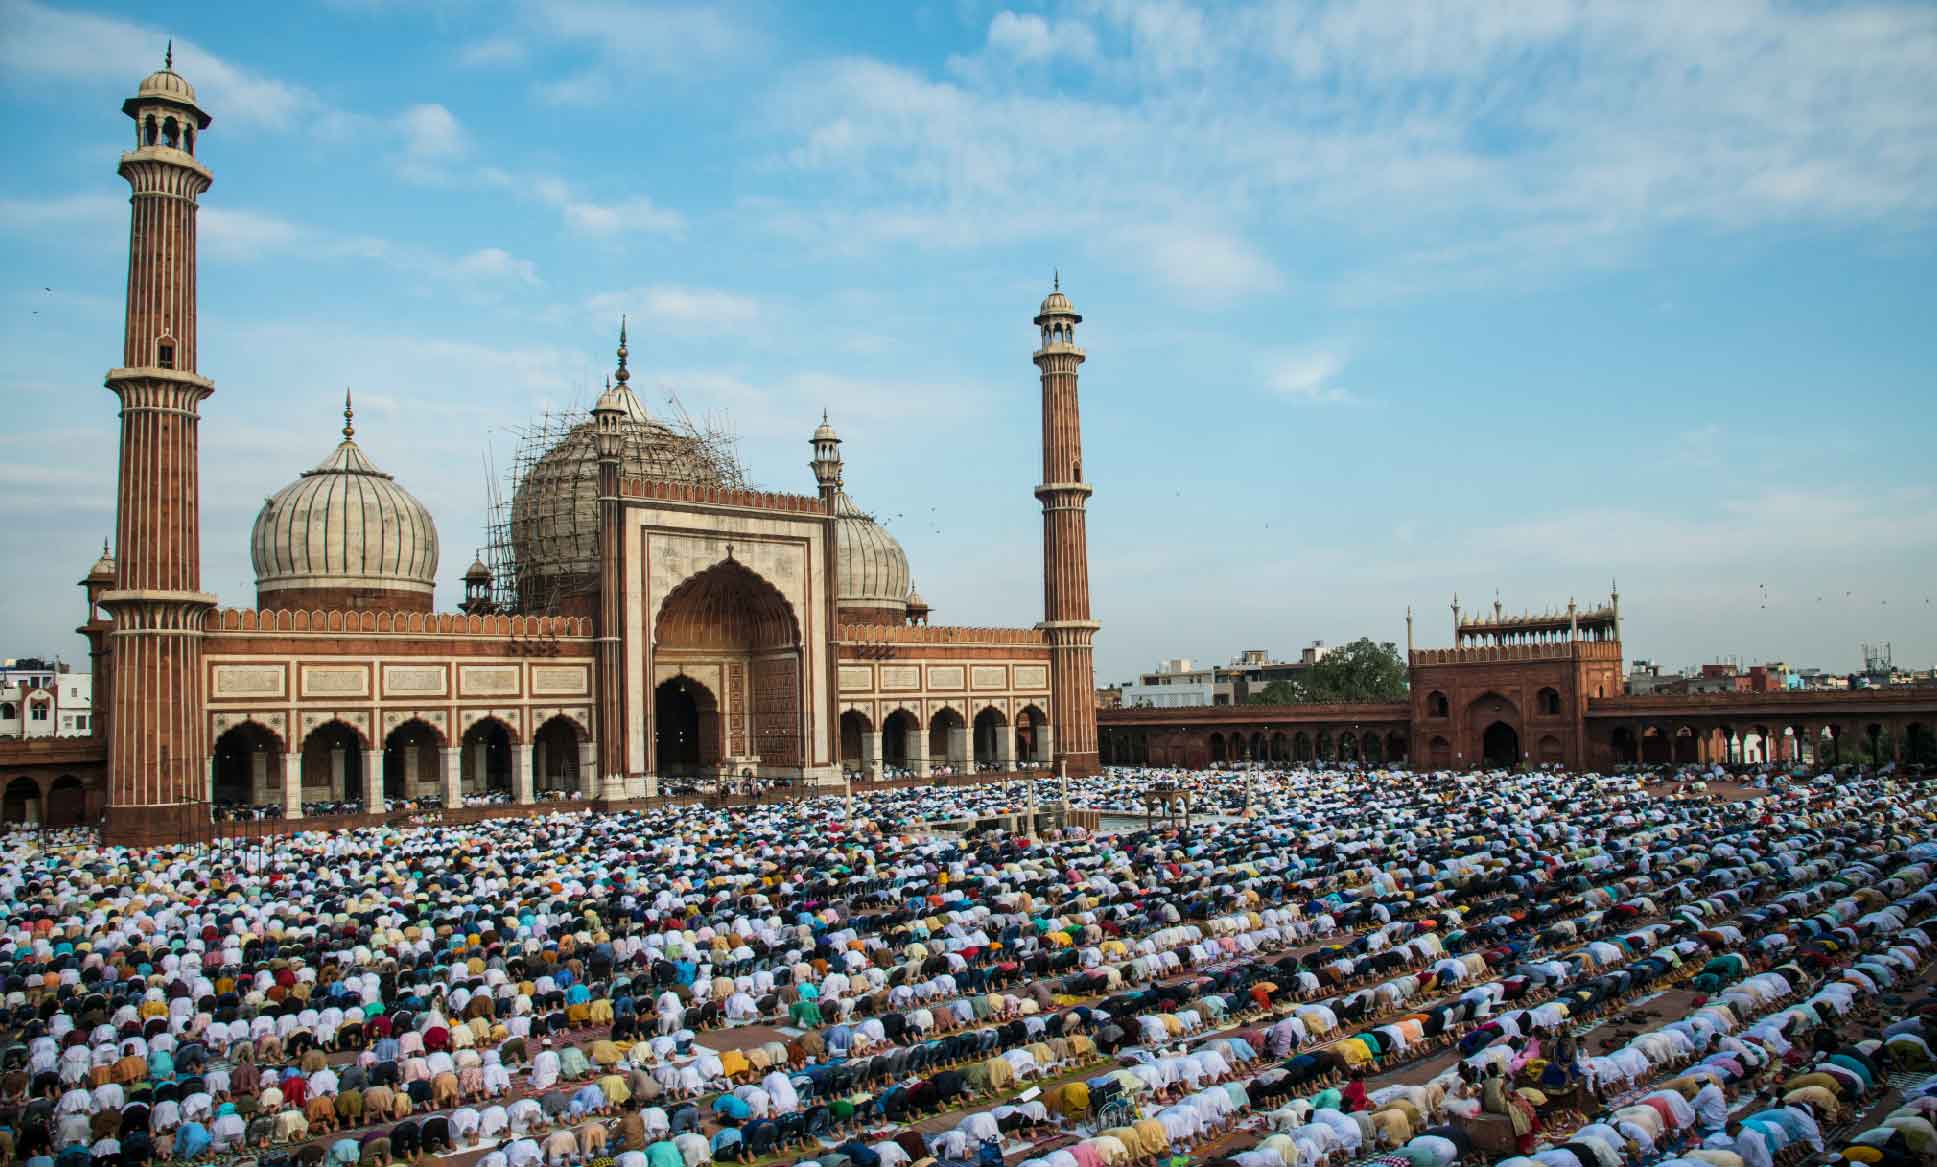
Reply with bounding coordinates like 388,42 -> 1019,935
165,40 -> 173,70
822,408 -> 829,424
342,388 -> 354,440
102,537 -> 110,557
614,318 -> 630,384
1053,267 -> 1060,292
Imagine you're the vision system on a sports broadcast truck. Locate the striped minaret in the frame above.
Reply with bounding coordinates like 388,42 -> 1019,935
1033,275 -> 1101,777
100,48 -> 218,844
592,324 -> 631,801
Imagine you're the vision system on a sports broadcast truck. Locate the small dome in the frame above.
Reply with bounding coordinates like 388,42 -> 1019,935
251,433 -> 440,608
1034,278 -> 1081,325
123,50 -> 211,129
87,541 -> 116,581
834,492 -> 911,617
813,415 -> 840,444
136,67 -> 197,106
465,557 -> 492,582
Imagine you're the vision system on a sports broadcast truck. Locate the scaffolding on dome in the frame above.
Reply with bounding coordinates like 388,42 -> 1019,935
481,392 -> 747,616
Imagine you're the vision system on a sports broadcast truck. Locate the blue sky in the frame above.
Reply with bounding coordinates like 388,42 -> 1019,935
3,0 -> 1934,683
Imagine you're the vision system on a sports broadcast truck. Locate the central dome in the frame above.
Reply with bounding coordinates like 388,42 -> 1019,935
509,384 -> 728,614
250,404 -> 439,613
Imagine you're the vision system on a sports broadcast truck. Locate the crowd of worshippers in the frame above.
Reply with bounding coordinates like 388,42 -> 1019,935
0,764 -> 1928,1167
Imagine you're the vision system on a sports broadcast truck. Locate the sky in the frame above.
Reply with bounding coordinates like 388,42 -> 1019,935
2,0 -> 1934,685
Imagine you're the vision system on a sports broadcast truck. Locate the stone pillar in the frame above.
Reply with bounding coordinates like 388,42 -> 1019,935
404,744 -> 420,794
996,724 -> 1015,772
513,743 -> 534,804
577,739 -> 600,799
534,740 -> 549,793
912,743 -> 931,779
330,747 -> 347,801
1039,725 -> 1055,769
862,731 -> 882,779
282,752 -> 302,820
441,746 -> 461,808
360,748 -> 381,814
948,724 -> 968,770
250,750 -> 270,804
470,741 -> 487,793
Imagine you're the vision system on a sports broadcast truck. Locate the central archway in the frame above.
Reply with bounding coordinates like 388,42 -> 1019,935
654,677 -> 718,775
1482,721 -> 1520,767
654,559 -> 804,777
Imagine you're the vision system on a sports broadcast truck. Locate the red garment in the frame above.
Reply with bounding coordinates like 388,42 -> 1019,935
1341,1080 -> 1370,1112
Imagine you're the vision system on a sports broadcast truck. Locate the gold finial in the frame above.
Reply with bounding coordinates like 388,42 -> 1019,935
614,317 -> 630,385
342,388 -> 354,440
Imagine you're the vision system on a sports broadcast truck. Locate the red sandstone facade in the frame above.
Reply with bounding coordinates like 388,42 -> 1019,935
1099,596 -> 1937,771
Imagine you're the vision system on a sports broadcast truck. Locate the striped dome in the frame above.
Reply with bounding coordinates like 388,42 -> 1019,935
834,491 -> 911,616
250,437 -> 440,603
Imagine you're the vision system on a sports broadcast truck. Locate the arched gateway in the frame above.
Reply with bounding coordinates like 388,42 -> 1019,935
652,559 -> 804,778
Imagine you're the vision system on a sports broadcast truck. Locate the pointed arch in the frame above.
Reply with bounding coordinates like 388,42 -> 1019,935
300,719 -> 367,806
532,713 -> 586,795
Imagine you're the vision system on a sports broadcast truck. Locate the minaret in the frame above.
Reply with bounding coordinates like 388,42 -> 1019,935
1033,274 -> 1100,777
808,410 -> 844,779
809,411 -> 843,505
100,51 -> 217,844
77,540 -> 116,739
592,325 -> 632,801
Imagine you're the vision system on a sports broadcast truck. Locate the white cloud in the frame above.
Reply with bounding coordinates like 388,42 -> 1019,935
1266,348 -> 1353,404
762,0 -> 1937,298
0,0 -> 312,130
560,196 -> 683,236
520,0 -> 763,104
0,194 -> 123,232
454,247 -> 543,286
585,285 -> 761,330
985,11 -> 1098,66
1,195 -> 548,290
396,103 -> 467,176
457,35 -> 527,68
1122,224 -> 1282,299
200,208 -> 306,261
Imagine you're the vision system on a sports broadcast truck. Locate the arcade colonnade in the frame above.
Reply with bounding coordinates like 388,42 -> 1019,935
1099,717 -> 1411,769
1597,714 -> 1937,768
837,702 -> 1052,775
208,710 -> 597,817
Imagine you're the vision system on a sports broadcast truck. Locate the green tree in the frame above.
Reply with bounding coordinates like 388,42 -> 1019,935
1248,680 -> 1302,705
1293,638 -> 1409,703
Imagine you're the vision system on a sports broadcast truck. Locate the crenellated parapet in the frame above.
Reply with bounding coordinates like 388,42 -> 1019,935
619,476 -> 829,515
837,623 -> 1049,646
207,608 -> 593,639
1409,640 -> 1622,666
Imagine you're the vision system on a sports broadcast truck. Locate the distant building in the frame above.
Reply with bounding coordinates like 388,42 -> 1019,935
0,660 -> 92,739
1626,659 -> 1672,695
1120,658 -> 1234,708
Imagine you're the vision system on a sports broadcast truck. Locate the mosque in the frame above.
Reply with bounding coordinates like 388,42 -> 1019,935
39,57 -> 1101,844
11,56 -> 1929,842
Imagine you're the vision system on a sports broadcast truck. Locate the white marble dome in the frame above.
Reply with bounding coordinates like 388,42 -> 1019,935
834,491 -> 911,617
250,425 -> 439,605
